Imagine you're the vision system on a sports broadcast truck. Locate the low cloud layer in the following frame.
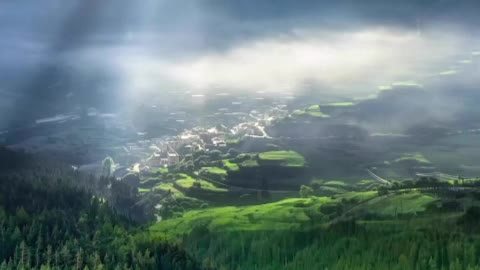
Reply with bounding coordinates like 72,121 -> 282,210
81,27 -> 478,99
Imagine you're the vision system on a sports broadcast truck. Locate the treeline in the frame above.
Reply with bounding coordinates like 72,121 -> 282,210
0,148 -> 206,270
180,220 -> 480,270
378,177 -> 480,195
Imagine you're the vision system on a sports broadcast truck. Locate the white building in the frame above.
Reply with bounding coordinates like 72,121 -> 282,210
167,152 -> 180,166
211,137 -> 226,147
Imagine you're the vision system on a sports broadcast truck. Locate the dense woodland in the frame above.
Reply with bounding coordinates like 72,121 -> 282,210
179,219 -> 480,270
0,148 -> 205,270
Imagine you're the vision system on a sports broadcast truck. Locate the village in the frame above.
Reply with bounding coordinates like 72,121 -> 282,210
112,104 -> 289,178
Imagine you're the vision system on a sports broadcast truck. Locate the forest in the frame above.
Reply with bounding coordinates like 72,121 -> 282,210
0,148 -> 206,270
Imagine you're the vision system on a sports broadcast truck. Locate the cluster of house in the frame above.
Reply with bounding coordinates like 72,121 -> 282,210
122,137 -> 180,168
176,127 -> 228,153
120,126 -> 230,170
118,105 -> 289,172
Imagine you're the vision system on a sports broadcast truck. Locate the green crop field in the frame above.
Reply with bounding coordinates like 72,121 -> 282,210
240,159 -> 259,167
223,159 -> 240,171
138,182 -> 185,197
323,180 -> 348,187
150,191 -> 384,240
394,152 -> 431,164
153,183 -> 184,197
317,186 -> 348,195
175,175 -> 228,192
138,188 -> 150,193
201,166 -> 228,175
356,179 -> 376,187
323,102 -> 354,107
291,105 -> 331,118
362,192 -> 437,216
150,197 -> 333,239
258,151 -> 305,167
335,191 -> 378,201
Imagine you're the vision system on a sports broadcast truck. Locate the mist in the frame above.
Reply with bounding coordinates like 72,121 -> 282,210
81,26 -> 478,98
1,0 -> 480,126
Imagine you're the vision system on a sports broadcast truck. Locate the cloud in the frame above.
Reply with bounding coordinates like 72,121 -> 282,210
2,0 -> 479,125
91,27 -> 476,98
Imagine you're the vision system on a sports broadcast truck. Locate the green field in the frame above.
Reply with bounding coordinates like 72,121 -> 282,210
150,197 -> 333,238
438,70 -> 458,76
323,180 -> 348,187
175,175 -> 228,192
335,191 -> 378,201
323,102 -> 354,107
150,191 -> 438,239
363,192 -> 437,216
138,182 -> 185,197
317,186 -> 348,195
226,138 -> 240,145
258,151 -> 305,167
391,81 -> 423,88
149,191 -> 386,240
394,152 -> 431,164
291,105 -> 330,118
240,159 -> 259,167
223,159 -> 240,171
153,183 -> 184,197
356,179 -> 376,187
200,166 -> 228,175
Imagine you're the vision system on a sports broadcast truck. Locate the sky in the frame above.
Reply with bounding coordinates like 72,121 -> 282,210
1,0 -> 480,127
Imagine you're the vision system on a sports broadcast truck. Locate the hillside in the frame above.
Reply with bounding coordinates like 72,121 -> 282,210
148,185 -> 480,270
0,149 -> 206,270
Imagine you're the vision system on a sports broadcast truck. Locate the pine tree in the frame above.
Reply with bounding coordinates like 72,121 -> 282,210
35,235 -> 43,269
0,261 -> 7,270
18,241 -> 29,270
75,249 -> 83,270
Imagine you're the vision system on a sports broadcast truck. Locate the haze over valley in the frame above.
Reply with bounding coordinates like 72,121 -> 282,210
1,1 -> 480,269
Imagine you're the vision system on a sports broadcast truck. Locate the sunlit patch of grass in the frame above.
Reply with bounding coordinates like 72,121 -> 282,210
138,182 -> 186,197
391,81 -> 423,88
149,197 -> 333,239
378,85 -> 393,91
175,175 -> 228,192
378,81 -> 423,93
226,138 -> 240,145
394,152 -> 431,164
200,167 -> 227,175
357,179 -> 375,186
240,159 -> 259,167
258,151 -> 305,167
364,192 -> 437,216
323,180 -> 347,187
291,105 -> 330,118
335,191 -> 378,202
306,111 -> 330,117
459,59 -> 472,64
318,186 -> 348,195
153,183 -> 185,197
322,102 -> 354,107
438,70 -> 458,76
223,160 -> 240,171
